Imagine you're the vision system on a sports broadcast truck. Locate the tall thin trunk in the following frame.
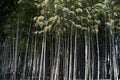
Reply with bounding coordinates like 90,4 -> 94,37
84,30 -> 88,80
104,28 -> 107,78
13,24 -> 19,80
29,37 -> 34,78
96,32 -> 100,80
50,39 -> 58,80
111,30 -> 118,80
88,28 -> 91,80
43,31 -> 46,80
38,33 -> 44,80
50,35 -> 54,80
73,31 -> 77,80
22,25 -> 31,80
109,29 -> 112,79
91,33 -> 94,80
115,41 -> 119,79
54,37 -> 61,80
9,36 -> 12,79
32,36 -> 37,80
64,37 -> 69,80
69,28 -> 73,80
12,26 -> 15,80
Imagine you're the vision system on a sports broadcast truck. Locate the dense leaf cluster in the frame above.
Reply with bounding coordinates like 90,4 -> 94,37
33,0 -> 120,37
0,0 -> 120,41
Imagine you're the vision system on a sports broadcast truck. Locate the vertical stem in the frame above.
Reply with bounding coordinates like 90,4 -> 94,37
87,27 -> 91,80
43,31 -> 46,80
91,33 -> 94,80
105,28 -> 107,78
22,24 -> 31,80
50,36 -> 55,80
54,37 -> 61,80
111,24 -> 118,80
13,22 -> 19,80
12,26 -> 15,80
96,31 -> 100,80
64,37 -> 69,80
84,30 -> 88,80
32,36 -> 37,80
38,33 -> 44,80
51,39 -> 58,80
109,28 -> 112,79
50,34 -> 53,79
69,28 -> 73,80
73,31 -> 77,80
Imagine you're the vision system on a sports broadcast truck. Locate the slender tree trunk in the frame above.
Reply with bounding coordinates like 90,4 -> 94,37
109,29 -> 112,79
69,28 -> 73,80
50,39 -> 58,80
12,26 -> 15,80
111,31 -> 119,80
104,29 -> 107,78
84,30 -> 88,80
43,31 -> 46,80
73,31 -> 77,80
96,32 -> 100,80
64,37 -> 69,80
91,33 -> 94,80
38,33 -> 44,80
13,23 -> 19,80
54,37 -> 61,80
50,35 -> 54,80
29,37 -> 34,78
32,36 -> 37,80
22,25 -> 31,80
88,28 -> 91,80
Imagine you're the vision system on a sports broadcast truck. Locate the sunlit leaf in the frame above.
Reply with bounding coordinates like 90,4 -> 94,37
48,16 -> 58,24
33,30 -> 44,34
44,25 -> 52,32
95,20 -> 101,24
37,16 -> 44,21
75,8 -> 83,13
77,2 -> 82,7
74,24 -> 82,29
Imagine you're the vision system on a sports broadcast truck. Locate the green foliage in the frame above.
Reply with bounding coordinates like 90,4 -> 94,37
1,0 -> 120,39
32,0 -> 120,37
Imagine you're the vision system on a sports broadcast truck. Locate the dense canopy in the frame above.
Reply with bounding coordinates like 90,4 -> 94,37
0,0 -> 120,80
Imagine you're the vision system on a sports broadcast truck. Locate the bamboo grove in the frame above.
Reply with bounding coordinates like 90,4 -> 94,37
0,0 -> 120,80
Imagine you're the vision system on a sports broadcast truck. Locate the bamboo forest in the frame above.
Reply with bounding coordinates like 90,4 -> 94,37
0,0 -> 120,80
